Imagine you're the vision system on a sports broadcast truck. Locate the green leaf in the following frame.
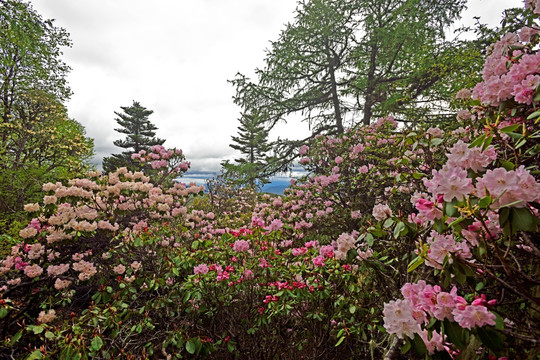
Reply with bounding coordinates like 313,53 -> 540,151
31,325 -> 44,335
45,331 -> 55,340
515,138 -> 527,149
10,330 -> 23,344
186,339 -> 196,354
482,134 -> 493,150
366,233 -> 374,247
394,221 -> 405,239
335,336 -> 345,347
475,282 -> 485,291
444,319 -> 465,349
0,307 -> 7,319
499,207 -> 510,227
510,207 -> 537,233
431,138 -> 444,146
477,327 -> 503,351
499,124 -> 521,133
401,338 -> 411,354
407,256 -> 424,272
500,160 -> 515,171
411,333 -> 427,355
448,217 -> 465,227
469,134 -> 485,148
349,305 -> 357,314
91,336 -> 103,351
383,218 -> 394,228
527,110 -> 540,119
444,200 -> 458,217
494,313 -> 504,331
478,196 -> 491,209
25,350 -> 42,360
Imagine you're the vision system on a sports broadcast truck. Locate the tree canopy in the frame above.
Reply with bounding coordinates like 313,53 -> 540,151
224,111 -> 273,187
230,0 -> 485,174
102,101 -> 165,173
0,0 -> 93,229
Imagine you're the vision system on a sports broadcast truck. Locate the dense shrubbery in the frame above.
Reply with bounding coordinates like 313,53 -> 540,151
1,3 -> 540,360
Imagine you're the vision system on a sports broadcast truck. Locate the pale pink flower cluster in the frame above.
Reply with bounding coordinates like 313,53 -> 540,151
113,264 -> 126,275
46,229 -> 72,244
473,31 -> 540,105
525,0 -> 540,15
38,309 -> 56,324
475,166 -> 540,208
319,245 -> 334,258
424,231 -> 472,269
384,281 -> 496,343
47,263 -> 70,276
54,278 -> 72,290
415,197 -> 442,222
519,26 -> 540,42
43,195 -> 57,205
194,263 -> 209,275
27,243 -> 44,260
72,260 -> 97,281
423,165 -> 472,202
334,232 -> 357,260
19,227 -> 38,239
233,240 -> 250,252
372,203 -> 392,221
426,127 -> 443,138
292,247 -> 308,256
97,220 -> 120,231
265,218 -> 283,231
130,261 -> 142,272
357,247 -> 374,261
23,264 -> 43,278
23,203 -> 40,212
456,109 -> 472,121
455,88 -> 472,99
446,141 -> 497,172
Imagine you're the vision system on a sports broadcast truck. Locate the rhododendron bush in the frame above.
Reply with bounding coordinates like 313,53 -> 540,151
1,4 -> 540,360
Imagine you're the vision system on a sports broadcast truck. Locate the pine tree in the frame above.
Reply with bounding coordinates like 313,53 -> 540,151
102,101 -> 165,172
224,111 -> 272,187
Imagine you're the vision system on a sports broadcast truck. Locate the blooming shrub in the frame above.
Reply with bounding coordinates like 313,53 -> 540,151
1,4 -> 540,360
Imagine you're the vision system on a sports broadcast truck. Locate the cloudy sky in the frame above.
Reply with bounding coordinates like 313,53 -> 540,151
30,0 -> 521,175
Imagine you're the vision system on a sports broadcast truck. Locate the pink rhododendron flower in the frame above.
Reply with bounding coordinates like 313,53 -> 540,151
372,203 -> 392,221
38,309 -> 56,324
194,264 -> 209,275
476,166 -> 540,207
265,218 -> 283,231
383,299 -> 421,339
312,255 -> 325,267
23,264 -> 43,278
452,305 -> 496,329
233,240 -> 250,252
319,245 -> 334,258
113,264 -> 126,275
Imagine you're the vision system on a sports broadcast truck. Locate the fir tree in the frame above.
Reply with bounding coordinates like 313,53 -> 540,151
224,111 -> 272,187
102,101 -> 165,172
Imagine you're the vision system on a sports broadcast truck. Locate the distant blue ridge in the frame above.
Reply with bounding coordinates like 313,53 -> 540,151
179,173 -> 292,195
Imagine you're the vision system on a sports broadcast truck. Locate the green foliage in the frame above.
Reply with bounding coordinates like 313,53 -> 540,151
0,0 -> 94,227
224,111 -> 273,187
230,0 -> 489,173
102,101 -> 165,173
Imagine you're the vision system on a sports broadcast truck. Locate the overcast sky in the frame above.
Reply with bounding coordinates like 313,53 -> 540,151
30,0 -> 521,174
